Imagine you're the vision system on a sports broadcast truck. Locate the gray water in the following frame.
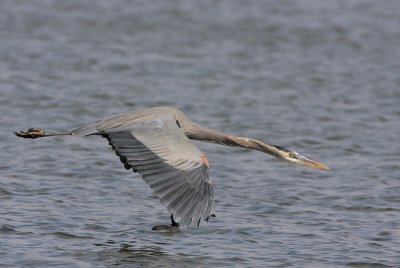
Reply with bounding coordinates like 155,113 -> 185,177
1,0 -> 400,267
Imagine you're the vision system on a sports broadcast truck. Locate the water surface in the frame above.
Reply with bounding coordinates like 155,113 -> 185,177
1,1 -> 399,267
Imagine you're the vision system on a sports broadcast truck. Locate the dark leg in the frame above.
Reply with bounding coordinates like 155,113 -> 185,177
14,128 -> 71,139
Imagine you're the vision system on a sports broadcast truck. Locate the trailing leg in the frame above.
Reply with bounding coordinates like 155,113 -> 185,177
14,128 -> 73,139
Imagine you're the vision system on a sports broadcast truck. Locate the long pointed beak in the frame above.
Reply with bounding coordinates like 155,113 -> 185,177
297,155 -> 330,170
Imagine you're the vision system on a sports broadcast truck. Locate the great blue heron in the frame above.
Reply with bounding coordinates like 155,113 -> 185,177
15,106 -> 328,231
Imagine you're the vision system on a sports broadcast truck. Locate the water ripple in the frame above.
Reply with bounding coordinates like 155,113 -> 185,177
1,0 -> 400,267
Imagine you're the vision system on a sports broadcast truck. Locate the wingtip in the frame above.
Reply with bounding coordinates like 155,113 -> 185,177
205,214 -> 216,222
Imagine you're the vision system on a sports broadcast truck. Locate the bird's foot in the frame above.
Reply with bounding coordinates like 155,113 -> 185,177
14,128 -> 46,139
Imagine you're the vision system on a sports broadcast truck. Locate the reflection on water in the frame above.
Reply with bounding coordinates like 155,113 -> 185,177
1,0 -> 400,267
95,242 -> 208,268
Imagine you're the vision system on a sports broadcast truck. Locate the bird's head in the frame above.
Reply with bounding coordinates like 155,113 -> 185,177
273,146 -> 329,170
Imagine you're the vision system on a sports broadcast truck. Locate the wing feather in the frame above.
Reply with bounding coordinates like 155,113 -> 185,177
101,116 -> 215,227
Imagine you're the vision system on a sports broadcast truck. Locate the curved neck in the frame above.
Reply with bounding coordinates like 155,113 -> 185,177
183,124 -> 280,158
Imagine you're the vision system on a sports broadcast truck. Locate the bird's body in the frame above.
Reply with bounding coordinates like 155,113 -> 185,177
15,106 -> 328,229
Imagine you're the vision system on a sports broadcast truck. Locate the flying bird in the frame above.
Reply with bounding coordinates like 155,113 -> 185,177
15,106 -> 329,231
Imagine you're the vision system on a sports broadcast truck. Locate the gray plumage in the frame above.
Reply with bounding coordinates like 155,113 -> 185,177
70,107 -> 215,226
15,106 -> 329,228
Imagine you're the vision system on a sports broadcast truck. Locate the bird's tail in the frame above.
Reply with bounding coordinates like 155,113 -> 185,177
14,123 -> 99,139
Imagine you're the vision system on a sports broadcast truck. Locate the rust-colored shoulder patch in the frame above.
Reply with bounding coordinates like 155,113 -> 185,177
199,154 -> 209,167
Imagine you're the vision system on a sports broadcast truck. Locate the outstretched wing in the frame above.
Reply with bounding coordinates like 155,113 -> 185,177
102,116 -> 215,227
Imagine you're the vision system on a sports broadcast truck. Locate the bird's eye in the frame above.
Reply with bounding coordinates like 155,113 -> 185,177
175,119 -> 181,128
289,152 -> 297,158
